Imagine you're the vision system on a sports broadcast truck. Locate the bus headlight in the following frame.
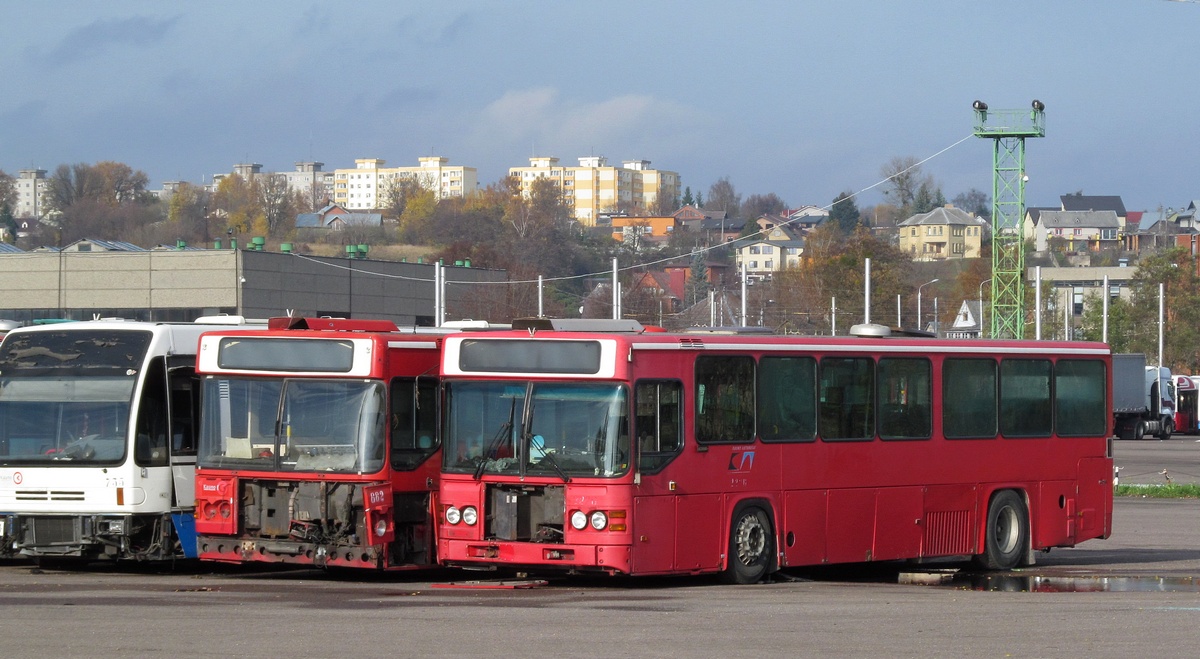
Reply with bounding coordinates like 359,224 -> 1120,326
462,506 -> 478,526
590,511 -> 608,531
374,519 -> 389,537
446,506 -> 462,525
570,510 -> 588,530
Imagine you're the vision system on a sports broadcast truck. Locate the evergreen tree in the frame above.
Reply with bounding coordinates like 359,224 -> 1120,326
829,191 -> 860,233
681,187 -> 694,207
685,250 -> 710,305
0,205 -> 15,244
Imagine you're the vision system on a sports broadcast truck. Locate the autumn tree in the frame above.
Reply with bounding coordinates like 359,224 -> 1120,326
212,173 -> 262,236
766,222 -> 912,334
880,156 -> 938,218
1127,249 -> 1200,372
704,177 -> 741,218
379,175 -> 430,220
166,182 -> 213,243
952,188 -> 990,218
256,174 -> 296,237
45,161 -> 156,243
742,193 -> 787,221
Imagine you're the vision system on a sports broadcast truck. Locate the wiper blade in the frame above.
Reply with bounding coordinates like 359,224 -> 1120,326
474,397 -> 517,480
530,435 -> 571,483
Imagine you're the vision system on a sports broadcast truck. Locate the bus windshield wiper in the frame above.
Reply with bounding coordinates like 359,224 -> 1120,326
474,397 -> 516,480
530,434 -> 571,483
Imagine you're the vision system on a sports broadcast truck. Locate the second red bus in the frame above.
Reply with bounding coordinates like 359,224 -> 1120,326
437,320 -> 1113,583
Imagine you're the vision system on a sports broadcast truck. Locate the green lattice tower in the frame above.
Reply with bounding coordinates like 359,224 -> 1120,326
973,101 -> 1045,339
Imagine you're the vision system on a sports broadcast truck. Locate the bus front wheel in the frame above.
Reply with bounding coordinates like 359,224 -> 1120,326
974,490 -> 1028,571
721,506 -> 773,584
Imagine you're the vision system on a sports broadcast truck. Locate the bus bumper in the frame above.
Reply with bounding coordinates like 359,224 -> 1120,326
197,535 -> 385,569
439,538 -> 632,574
7,512 -> 181,561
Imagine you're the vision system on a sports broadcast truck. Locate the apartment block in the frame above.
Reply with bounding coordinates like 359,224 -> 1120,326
12,169 -> 49,219
509,156 -> 680,226
333,157 -> 477,210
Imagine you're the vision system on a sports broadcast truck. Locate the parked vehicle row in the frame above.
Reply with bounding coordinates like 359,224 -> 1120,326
0,317 -> 1116,583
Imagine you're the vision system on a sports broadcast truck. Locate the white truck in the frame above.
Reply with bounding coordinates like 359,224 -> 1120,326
1112,353 -> 1175,440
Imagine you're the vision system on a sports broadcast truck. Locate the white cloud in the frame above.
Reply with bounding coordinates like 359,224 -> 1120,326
473,88 -> 710,157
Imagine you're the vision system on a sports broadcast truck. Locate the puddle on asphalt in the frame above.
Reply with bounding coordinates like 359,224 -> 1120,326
900,571 -> 1200,593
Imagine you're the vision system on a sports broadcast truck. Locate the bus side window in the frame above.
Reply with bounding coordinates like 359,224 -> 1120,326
695,356 -> 755,443
1054,359 -> 1106,437
818,356 -> 874,441
1001,359 -> 1052,437
943,358 -> 997,439
877,357 -> 931,440
758,356 -> 816,442
636,380 -> 682,472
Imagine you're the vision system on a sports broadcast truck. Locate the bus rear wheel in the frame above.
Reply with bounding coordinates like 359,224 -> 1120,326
721,506 -> 773,584
974,490 -> 1028,571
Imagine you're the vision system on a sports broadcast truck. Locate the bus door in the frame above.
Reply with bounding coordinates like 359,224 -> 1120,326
165,357 -> 201,510
1175,376 -> 1197,435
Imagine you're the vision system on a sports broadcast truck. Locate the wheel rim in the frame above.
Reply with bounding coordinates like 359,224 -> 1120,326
734,512 -> 767,566
993,505 -> 1020,555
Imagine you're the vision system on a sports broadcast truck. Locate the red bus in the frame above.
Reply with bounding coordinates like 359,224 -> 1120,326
1173,375 -> 1199,435
193,317 -> 452,570
437,320 -> 1113,583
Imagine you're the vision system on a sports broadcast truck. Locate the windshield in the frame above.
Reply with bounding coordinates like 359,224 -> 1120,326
444,381 -> 630,478
0,330 -> 151,466
198,377 -> 386,474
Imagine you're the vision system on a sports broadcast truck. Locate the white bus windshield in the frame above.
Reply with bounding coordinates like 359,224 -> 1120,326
444,381 -> 630,478
198,378 -> 386,474
0,329 -> 151,466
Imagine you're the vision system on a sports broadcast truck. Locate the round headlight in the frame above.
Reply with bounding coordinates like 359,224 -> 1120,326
446,506 -> 462,525
570,510 -> 588,530
374,519 -> 388,537
590,511 -> 608,531
462,506 -> 478,526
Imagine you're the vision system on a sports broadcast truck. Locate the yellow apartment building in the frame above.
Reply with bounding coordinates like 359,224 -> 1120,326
508,156 -> 680,226
897,205 -> 989,261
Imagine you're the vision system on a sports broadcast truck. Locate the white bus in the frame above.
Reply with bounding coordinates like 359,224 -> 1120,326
0,317 -> 254,564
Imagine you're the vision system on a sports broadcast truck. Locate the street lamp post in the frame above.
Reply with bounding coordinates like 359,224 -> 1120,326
917,278 -> 939,331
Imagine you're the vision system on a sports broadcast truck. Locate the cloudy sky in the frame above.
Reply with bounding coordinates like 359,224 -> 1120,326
3,1 -> 1198,212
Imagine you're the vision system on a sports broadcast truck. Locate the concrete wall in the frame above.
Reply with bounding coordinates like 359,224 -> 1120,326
0,249 -> 505,324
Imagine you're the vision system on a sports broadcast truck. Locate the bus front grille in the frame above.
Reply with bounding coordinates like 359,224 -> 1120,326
28,517 -> 80,544
15,490 -> 85,502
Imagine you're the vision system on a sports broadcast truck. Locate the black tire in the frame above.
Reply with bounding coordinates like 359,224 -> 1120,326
1134,421 -> 1146,440
973,490 -> 1028,571
721,506 -> 773,584
1159,418 -> 1173,441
